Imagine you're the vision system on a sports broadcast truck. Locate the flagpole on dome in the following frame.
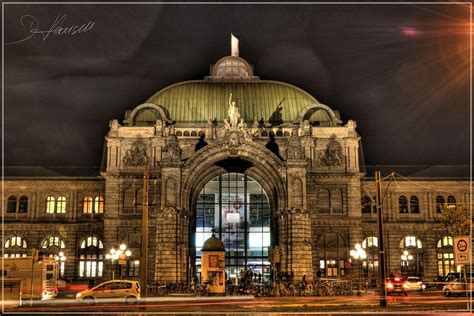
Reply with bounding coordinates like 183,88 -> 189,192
231,33 -> 239,57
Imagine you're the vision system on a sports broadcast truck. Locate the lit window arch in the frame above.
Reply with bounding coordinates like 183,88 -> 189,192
94,196 -> 104,214
83,196 -> 93,213
400,235 -> 424,275
57,196 -> 67,213
437,236 -> 456,276
41,236 -> 66,277
317,233 -> 347,277
46,196 -> 55,213
4,235 -> 28,258
362,236 -> 379,279
7,196 -> 17,213
78,236 -> 104,278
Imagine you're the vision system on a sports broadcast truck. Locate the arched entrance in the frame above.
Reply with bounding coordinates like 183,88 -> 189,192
194,172 -> 272,283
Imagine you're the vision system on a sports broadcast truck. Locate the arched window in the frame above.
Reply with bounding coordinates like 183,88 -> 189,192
400,236 -> 424,276
317,233 -> 347,277
318,189 -> 330,214
331,189 -> 343,214
362,236 -> 379,279
176,131 -> 182,137
94,196 -> 104,214
7,196 -> 17,213
57,196 -> 67,213
399,196 -> 408,213
184,131 -> 190,137
18,196 -> 28,213
83,196 -> 93,213
191,131 -> 197,137
46,196 -> 55,213
41,236 -> 66,277
410,196 -> 420,213
4,235 -> 28,257
122,188 -> 134,213
361,196 -> 372,214
78,236 -> 104,278
447,195 -> 456,210
436,196 -> 445,213
437,236 -> 456,276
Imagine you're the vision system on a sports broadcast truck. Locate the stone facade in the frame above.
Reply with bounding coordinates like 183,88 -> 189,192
3,54 -> 471,286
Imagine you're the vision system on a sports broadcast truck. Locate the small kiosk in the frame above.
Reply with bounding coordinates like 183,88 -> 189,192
201,230 -> 226,295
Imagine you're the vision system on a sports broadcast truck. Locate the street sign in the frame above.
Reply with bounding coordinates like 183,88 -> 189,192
118,253 -> 127,265
454,236 -> 471,265
345,260 -> 351,269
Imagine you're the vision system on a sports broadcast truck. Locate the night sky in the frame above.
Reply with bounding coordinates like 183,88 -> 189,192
3,3 -> 471,167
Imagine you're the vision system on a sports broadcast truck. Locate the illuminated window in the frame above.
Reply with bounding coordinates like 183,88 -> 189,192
362,237 -> 379,278
57,196 -> 67,213
94,196 -> 104,214
399,196 -> 408,213
46,196 -> 55,213
41,236 -> 66,277
83,196 -> 93,213
7,196 -> 17,213
317,233 -> 347,277
4,235 -> 27,258
437,236 -> 455,276
400,236 -> 424,275
195,173 -> 271,282
78,236 -> 104,278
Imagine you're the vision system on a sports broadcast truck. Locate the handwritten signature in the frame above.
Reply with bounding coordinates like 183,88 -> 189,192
6,14 -> 95,45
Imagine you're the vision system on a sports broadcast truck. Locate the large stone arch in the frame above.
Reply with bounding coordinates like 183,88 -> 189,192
182,141 -> 287,217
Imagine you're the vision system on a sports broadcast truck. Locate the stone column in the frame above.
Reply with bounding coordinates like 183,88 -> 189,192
289,208 -> 314,281
154,207 -> 188,283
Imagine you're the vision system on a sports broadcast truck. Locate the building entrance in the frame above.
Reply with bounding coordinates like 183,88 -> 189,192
194,173 -> 271,283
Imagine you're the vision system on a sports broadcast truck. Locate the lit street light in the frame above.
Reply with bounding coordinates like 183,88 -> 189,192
350,243 -> 367,296
106,244 -> 132,280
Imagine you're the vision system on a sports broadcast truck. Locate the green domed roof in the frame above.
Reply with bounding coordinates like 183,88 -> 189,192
202,232 -> 225,252
145,80 -> 319,124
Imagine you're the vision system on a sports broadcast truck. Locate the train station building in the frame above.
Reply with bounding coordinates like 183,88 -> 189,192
3,50 -> 470,286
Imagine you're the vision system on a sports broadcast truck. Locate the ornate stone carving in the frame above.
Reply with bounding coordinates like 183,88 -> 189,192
162,130 -> 182,167
123,146 -> 148,166
317,136 -> 343,167
286,126 -> 305,160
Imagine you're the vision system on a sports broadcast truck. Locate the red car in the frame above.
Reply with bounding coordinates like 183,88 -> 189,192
385,277 -> 408,295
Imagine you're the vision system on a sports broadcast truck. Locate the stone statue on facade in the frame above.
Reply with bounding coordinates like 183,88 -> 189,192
228,93 -> 240,128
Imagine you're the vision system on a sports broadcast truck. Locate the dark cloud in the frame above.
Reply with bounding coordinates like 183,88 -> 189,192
3,3 -> 470,166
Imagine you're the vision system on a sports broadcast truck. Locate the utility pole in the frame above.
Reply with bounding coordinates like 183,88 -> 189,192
375,171 -> 387,308
140,163 -> 149,299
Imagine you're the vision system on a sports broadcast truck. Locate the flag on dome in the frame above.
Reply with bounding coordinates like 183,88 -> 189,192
231,33 -> 239,57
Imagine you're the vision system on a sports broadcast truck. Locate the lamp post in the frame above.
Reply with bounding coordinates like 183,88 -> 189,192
106,244 -> 132,280
350,243 -> 367,296
401,250 -> 413,276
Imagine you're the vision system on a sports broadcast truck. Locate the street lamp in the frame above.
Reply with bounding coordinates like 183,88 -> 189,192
106,244 -> 132,280
350,243 -> 367,296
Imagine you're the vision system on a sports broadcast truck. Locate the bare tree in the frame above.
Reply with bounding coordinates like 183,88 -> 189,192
441,204 -> 471,237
